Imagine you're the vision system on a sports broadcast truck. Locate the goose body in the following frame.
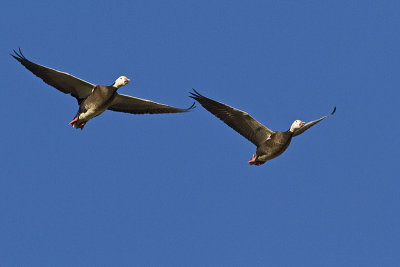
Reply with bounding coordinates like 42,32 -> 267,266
254,131 -> 294,164
190,89 -> 336,166
69,83 -> 122,129
12,49 -> 194,130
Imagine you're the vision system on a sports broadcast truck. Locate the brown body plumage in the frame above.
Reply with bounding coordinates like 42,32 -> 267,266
70,85 -> 118,129
190,89 -> 335,165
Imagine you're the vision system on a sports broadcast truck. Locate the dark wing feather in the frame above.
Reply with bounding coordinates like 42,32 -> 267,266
293,107 -> 336,137
108,94 -> 195,114
11,48 -> 94,103
190,89 -> 274,146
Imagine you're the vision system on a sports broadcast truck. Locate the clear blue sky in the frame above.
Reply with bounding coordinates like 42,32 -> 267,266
1,0 -> 399,266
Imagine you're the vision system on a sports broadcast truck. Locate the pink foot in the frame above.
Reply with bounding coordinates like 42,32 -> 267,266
248,154 -> 257,164
68,115 -> 79,126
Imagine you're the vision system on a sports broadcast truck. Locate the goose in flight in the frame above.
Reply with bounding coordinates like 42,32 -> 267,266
190,89 -> 336,165
12,49 -> 194,130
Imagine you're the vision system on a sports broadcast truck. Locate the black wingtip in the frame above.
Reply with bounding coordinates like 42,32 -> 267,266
192,88 -> 201,95
331,106 -> 336,115
186,101 -> 196,111
11,49 -> 19,59
10,54 -> 18,60
189,88 -> 203,100
11,47 -> 26,61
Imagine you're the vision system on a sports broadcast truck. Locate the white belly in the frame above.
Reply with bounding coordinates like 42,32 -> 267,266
79,106 -> 105,121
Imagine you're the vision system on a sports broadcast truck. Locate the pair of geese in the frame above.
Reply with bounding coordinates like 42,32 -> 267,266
12,49 -> 336,166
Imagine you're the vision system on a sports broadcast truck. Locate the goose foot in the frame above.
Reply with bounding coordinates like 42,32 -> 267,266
248,154 -> 257,165
248,154 -> 265,166
77,121 -> 87,130
68,115 -> 79,126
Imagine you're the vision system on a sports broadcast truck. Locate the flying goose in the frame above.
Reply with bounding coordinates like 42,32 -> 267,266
190,89 -> 336,165
12,49 -> 194,130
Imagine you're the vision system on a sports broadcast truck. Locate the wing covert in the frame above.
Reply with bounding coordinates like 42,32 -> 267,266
11,48 -> 94,102
108,94 -> 195,114
190,89 -> 273,146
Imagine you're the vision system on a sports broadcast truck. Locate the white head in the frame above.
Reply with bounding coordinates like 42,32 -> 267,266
113,76 -> 131,88
290,120 -> 305,132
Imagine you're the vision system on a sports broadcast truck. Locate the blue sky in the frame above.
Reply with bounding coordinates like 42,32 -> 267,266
1,0 -> 399,265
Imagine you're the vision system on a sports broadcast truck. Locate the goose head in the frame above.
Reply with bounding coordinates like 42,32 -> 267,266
113,76 -> 131,89
289,120 -> 305,132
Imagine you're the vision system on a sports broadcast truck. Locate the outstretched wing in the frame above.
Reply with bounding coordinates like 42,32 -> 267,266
293,107 -> 336,137
11,48 -> 95,103
108,94 -> 195,114
190,89 -> 274,146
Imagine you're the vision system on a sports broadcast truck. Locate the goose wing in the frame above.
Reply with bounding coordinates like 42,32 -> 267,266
11,49 -> 94,103
293,107 -> 336,137
108,94 -> 195,114
190,89 -> 274,146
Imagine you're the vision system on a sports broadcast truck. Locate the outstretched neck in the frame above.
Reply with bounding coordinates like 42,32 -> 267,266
111,83 -> 122,89
286,129 -> 295,136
